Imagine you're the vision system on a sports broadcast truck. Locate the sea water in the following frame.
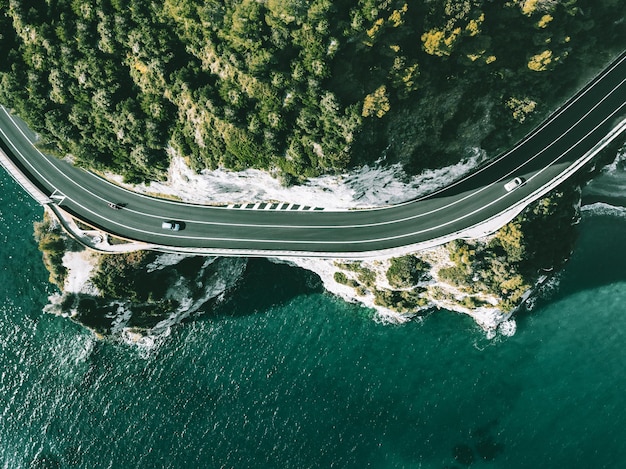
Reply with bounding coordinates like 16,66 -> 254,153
1,167 -> 625,468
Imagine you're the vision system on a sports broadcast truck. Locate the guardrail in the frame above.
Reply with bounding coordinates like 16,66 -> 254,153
0,146 -> 52,206
138,117 -> 626,260
0,50 -> 624,259
2,116 -> 624,260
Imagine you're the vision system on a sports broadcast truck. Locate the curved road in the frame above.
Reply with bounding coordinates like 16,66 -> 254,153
1,52 -> 626,258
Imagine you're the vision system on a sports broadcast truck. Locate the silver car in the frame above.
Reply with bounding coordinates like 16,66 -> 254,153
161,221 -> 181,231
504,177 -> 524,192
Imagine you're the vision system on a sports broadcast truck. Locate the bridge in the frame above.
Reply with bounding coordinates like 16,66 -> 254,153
0,52 -> 625,259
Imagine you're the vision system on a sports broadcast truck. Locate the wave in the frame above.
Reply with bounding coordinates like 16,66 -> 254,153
581,202 -> 626,218
497,319 -> 517,337
524,273 -> 562,312
583,143 -> 626,206
595,143 -> 626,175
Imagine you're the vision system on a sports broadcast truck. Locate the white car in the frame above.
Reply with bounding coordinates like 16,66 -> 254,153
504,177 -> 524,192
161,220 -> 181,231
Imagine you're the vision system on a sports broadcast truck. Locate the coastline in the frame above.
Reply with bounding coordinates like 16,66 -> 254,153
38,144 -> 626,341
21,118 -> 626,342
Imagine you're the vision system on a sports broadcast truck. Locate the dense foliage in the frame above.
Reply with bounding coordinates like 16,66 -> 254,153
33,214 -> 78,287
386,254 -> 430,288
91,250 -> 154,301
0,0 -> 624,183
439,185 -> 579,310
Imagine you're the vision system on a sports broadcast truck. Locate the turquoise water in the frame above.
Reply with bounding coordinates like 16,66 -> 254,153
1,169 -> 626,468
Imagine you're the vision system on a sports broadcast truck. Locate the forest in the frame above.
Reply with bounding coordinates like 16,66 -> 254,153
0,0 -> 624,183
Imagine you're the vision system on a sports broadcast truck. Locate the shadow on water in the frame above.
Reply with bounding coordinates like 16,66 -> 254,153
512,211 -> 626,329
209,258 -> 324,319
450,419 -> 506,467
557,215 -> 626,297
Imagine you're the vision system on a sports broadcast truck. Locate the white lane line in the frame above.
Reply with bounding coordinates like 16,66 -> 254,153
363,52 -> 626,209
0,126 -> 57,193
46,106 -> 626,247
154,104 -> 626,244
4,73 -> 625,233
133,115 -> 626,247
2,52 -> 625,217
1,57 -> 625,243
3,90 -> 625,241
3,79 -> 626,240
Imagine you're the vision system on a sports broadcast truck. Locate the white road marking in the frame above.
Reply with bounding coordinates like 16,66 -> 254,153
0,54 -> 624,251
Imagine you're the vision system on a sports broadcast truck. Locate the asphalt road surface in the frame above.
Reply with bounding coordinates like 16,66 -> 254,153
1,52 -> 625,257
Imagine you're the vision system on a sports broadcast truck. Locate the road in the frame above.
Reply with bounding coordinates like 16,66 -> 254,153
1,52 -> 625,258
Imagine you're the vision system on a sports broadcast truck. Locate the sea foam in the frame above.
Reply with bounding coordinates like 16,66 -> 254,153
581,202 -> 626,218
583,144 -> 626,204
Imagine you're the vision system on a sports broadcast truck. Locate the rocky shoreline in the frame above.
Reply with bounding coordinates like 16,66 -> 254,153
34,141 -> 625,342
36,184 -> 578,341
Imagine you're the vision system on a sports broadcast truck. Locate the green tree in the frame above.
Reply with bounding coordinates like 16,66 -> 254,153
362,85 -> 390,118
386,255 -> 430,289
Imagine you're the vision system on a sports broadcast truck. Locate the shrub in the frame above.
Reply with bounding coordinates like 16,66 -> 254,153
33,216 -> 68,288
373,287 -> 427,312
386,255 -> 430,288
334,271 -> 349,285
92,251 -> 153,301
438,265 -> 470,287
357,267 -> 376,287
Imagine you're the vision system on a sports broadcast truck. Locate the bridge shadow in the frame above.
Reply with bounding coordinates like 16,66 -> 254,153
559,214 -> 626,294
206,258 -> 324,320
514,212 -> 626,326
